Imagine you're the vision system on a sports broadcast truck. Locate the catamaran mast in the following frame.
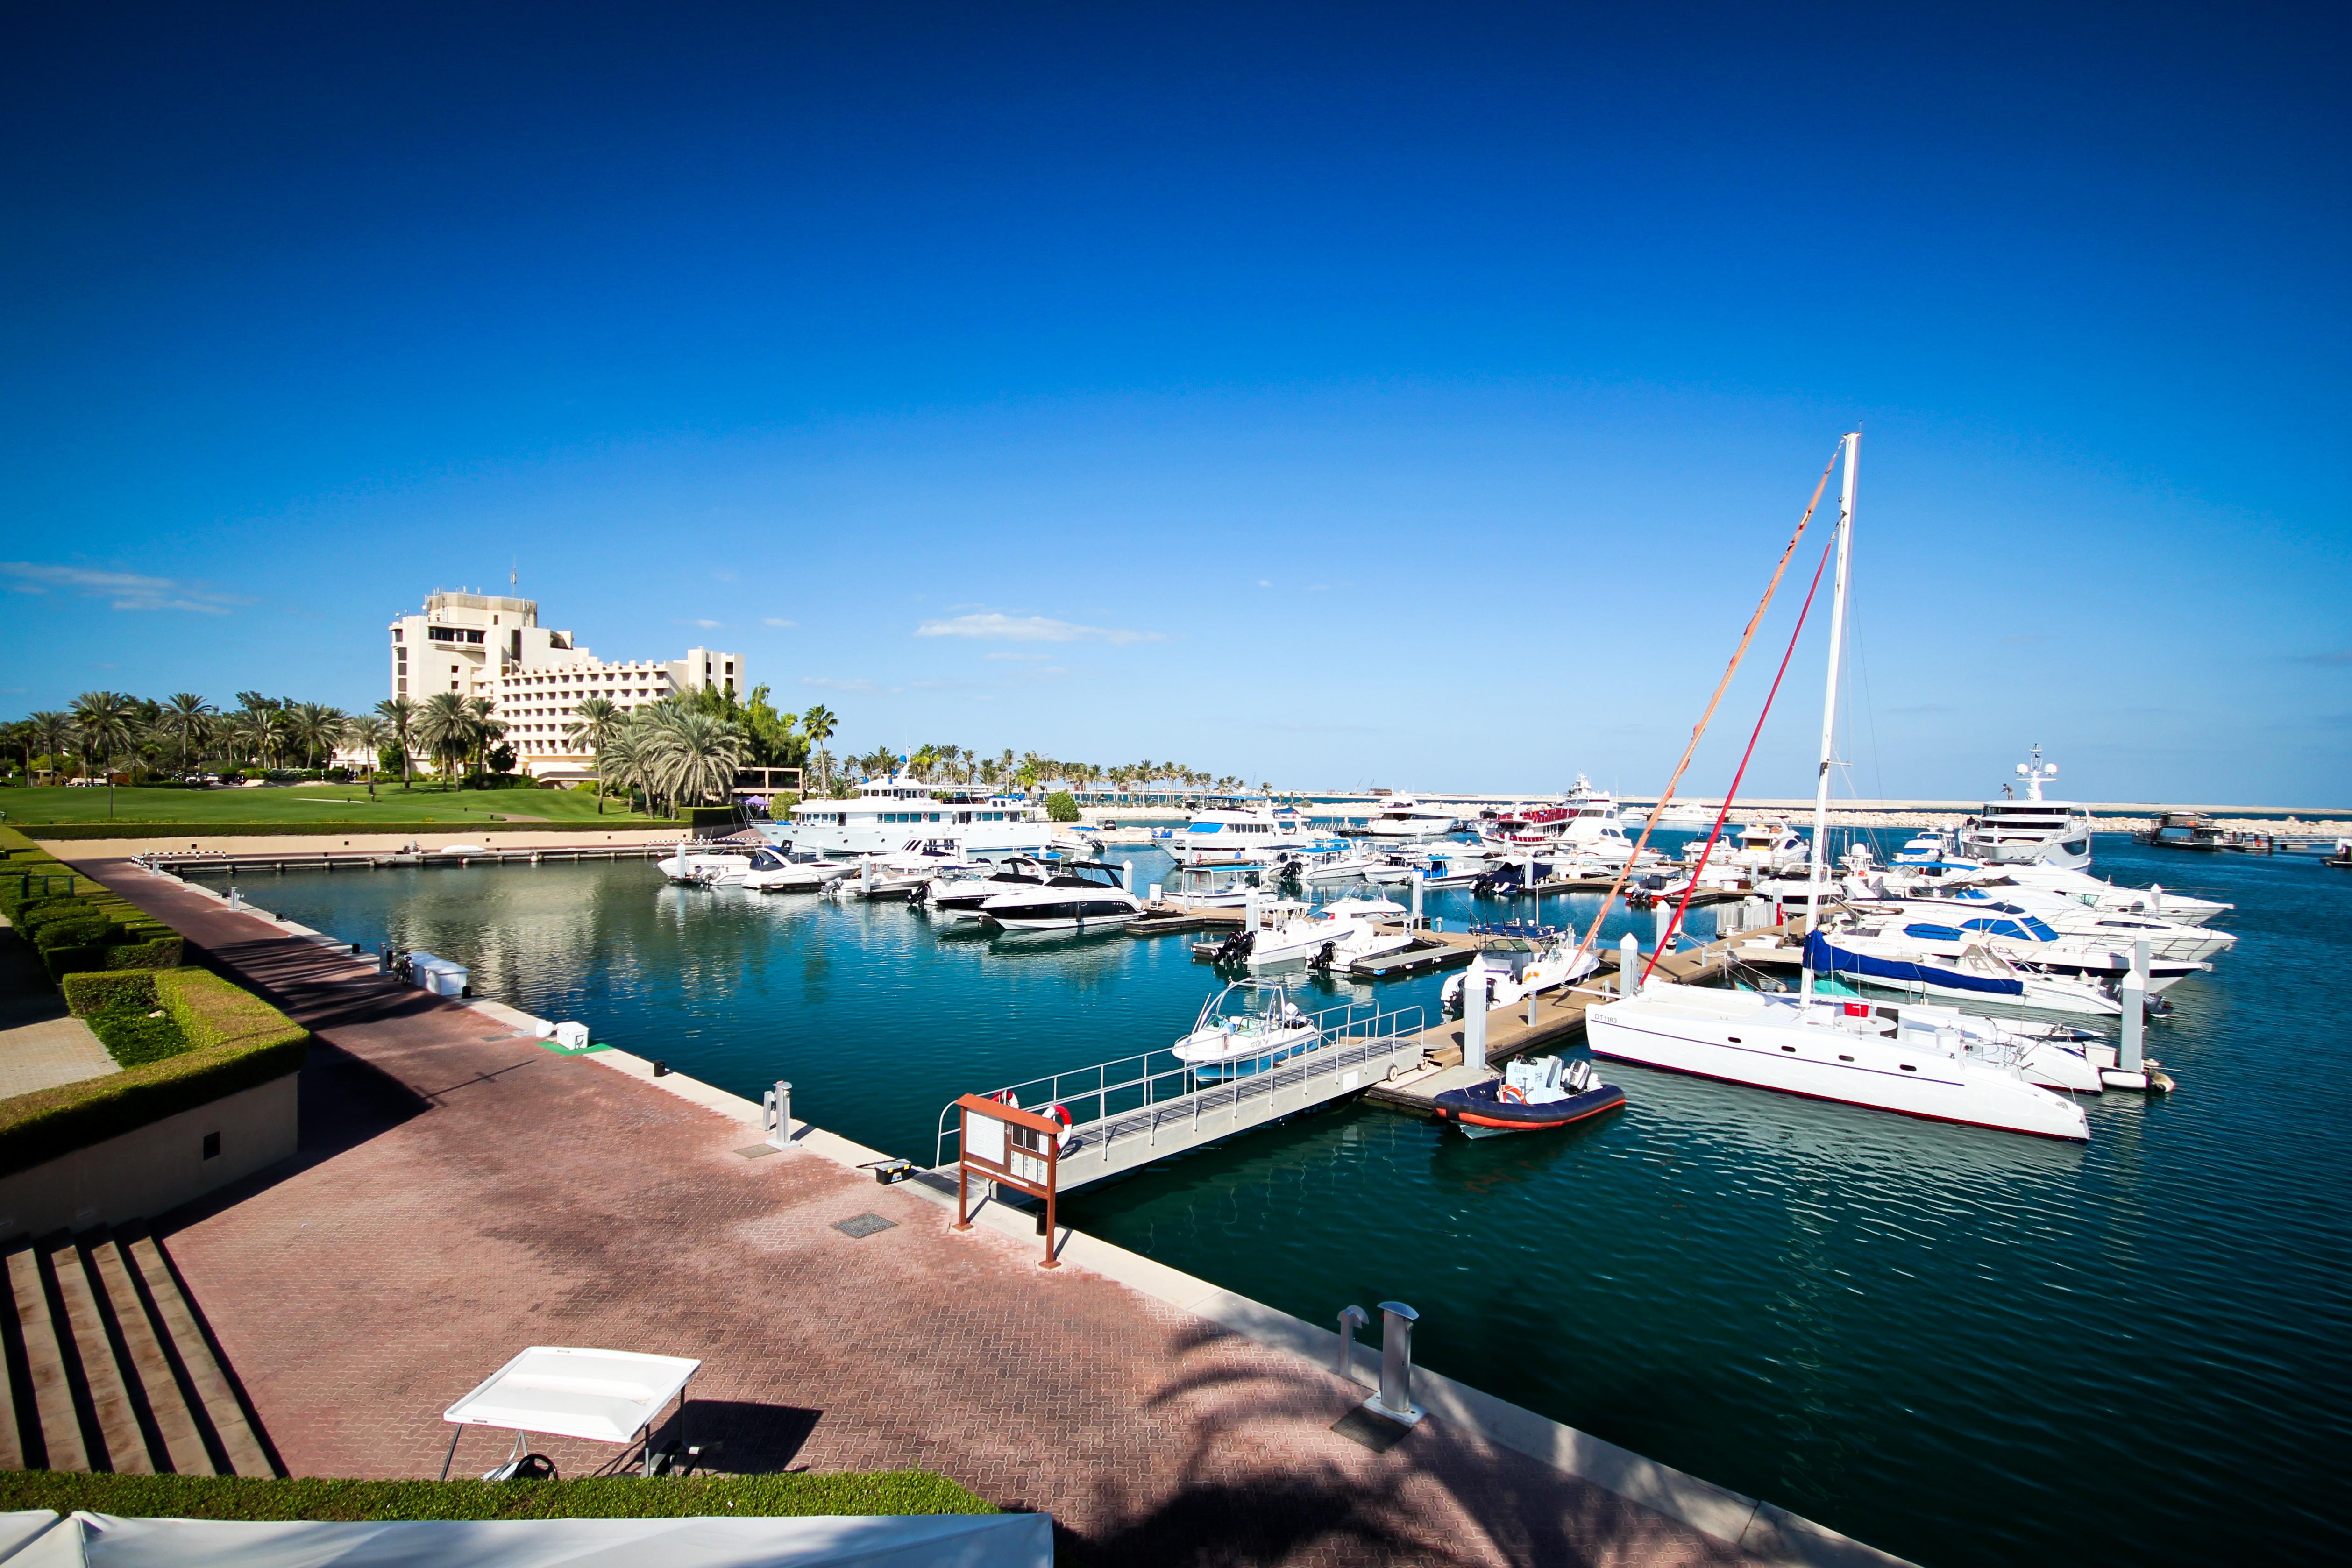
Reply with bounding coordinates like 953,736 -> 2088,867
1799,431 -> 1859,1008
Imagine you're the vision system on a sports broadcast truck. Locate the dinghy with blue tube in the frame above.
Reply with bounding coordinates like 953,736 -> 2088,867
1432,1057 -> 1626,1138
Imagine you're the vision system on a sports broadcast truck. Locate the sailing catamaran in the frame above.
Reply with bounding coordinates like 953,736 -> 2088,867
1585,433 -> 2092,1141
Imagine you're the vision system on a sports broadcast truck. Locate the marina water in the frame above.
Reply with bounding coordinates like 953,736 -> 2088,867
195,837 -> 2347,1565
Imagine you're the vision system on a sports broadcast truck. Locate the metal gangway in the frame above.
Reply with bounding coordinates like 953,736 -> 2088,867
933,998 -> 1428,1192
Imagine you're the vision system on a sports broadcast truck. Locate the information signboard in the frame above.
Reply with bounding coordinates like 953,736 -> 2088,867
951,1093 -> 1064,1269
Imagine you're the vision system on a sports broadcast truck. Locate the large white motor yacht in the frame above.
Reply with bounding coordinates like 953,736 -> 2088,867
1353,796 -> 1459,841
1957,748 -> 2095,870
772,775 -> 1089,858
1165,807 -> 1325,866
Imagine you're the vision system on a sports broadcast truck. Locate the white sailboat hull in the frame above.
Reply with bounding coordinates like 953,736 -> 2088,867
1587,994 -> 2089,1141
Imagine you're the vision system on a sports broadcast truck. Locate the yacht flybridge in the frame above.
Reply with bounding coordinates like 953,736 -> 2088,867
1165,807 -> 1323,866
1582,433 -> 2093,1141
1957,748 -> 2095,870
772,775 -> 1090,859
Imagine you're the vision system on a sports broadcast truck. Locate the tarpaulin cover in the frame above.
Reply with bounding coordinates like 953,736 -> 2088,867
1803,930 -> 2022,997
0,1511 -> 1052,1568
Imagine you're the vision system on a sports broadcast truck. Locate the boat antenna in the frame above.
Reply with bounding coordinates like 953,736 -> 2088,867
1799,431 -> 1860,1010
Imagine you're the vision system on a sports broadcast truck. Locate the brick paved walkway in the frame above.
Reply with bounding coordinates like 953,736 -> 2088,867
74,858 -> 1761,1568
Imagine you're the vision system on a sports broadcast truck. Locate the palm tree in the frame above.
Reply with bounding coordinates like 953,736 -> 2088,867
70,691 -> 138,782
414,692 -> 476,788
375,696 -> 419,789
156,694 -> 215,774
641,709 -> 748,813
798,705 -> 837,795
27,711 -> 74,780
287,702 -> 346,772
565,697 -> 625,813
462,696 -> 503,785
343,715 -> 391,798
595,719 -> 655,816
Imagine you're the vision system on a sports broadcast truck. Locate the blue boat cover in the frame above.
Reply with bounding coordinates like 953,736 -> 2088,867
1804,929 -> 2023,997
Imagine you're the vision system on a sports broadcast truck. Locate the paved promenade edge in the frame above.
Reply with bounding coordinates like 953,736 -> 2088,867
82,860 -> 1912,1568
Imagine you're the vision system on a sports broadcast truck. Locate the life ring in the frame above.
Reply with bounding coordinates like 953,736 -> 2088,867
1047,1103 -> 1073,1130
1499,1084 -> 1527,1104
989,1088 -> 1019,1109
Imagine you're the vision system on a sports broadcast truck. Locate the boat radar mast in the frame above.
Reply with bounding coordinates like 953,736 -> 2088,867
2017,746 -> 2060,802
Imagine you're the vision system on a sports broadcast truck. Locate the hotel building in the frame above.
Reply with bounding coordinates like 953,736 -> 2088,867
387,591 -> 741,780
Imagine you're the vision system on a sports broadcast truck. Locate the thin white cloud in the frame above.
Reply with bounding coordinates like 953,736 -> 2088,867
802,676 -> 878,694
763,617 -> 797,628
915,611 -> 1162,645
693,618 -> 725,629
983,651 -> 1049,662
1,561 -> 249,614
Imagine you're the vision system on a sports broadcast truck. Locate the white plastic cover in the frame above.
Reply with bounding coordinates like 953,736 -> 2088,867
443,1346 -> 701,1445
0,1511 -> 1052,1568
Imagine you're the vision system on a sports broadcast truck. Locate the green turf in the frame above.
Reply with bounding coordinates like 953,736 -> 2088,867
0,1470 -> 995,1520
0,786 -> 658,826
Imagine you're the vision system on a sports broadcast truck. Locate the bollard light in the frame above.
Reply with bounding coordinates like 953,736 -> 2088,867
1373,1301 -> 1424,1425
1335,1305 -> 1369,1383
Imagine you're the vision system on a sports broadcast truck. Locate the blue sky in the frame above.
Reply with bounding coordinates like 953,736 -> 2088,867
3,2 -> 2345,803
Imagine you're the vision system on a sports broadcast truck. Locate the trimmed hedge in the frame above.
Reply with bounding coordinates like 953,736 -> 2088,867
0,828 -> 188,983
91,1010 -> 193,1067
0,1471 -> 993,1521
26,820 -> 679,840
62,970 -> 157,1017
0,967 -> 307,1178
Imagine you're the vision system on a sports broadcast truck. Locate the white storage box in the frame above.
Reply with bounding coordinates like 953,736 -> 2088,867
551,1021 -> 590,1051
409,953 -> 468,997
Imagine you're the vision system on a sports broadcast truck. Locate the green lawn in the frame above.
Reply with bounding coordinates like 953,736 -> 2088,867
0,1470 -> 993,1520
0,785 -> 660,826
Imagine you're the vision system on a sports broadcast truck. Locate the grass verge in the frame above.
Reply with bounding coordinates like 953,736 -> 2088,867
0,1470 -> 993,1520
0,786 -> 661,827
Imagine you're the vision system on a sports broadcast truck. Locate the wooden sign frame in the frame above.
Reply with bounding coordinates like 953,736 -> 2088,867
951,1093 -> 1064,1269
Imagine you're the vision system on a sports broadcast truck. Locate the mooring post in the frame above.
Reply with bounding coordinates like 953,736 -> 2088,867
1654,900 -> 1670,951
1374,1301 -> 1424,1424
1619,931 -> 1641,996
1335,1304 -> 1369,1383
2132,937 -> 2150,993
764,1080 -> 794,1149
2120,974 -> 2145,1072
1462,968 -> 1488,1064
2149,884 -> 2163,916
1409,869 -> 1424,927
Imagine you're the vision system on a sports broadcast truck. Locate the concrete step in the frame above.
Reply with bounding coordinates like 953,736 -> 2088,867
0,1225 -> 275,1476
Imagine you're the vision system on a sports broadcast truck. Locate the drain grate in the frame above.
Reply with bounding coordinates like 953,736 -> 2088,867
735,1144 -> 780,1159
832,1213 -> 896,1239
1329,1406 -> 1414,1453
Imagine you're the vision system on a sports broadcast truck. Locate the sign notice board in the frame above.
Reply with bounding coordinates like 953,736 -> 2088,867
951,1093 -> 1064,1269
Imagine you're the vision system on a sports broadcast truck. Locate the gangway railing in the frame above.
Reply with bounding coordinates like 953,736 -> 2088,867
934,998 -> 1427,1189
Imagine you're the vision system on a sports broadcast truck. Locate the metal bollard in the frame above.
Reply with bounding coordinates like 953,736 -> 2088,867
1619,931 -> 1641,996
1654,900 -> 1670,950
1373,1302 -> 1424,1424
2149,884 -> 2163,916
1335,1305 -> 1369,1383
763,1080 -> 794,1149
227,885 -> 242,910
1527,988 -> 1538,1027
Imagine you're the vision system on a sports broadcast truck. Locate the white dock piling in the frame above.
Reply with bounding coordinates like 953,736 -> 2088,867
765,1079 -> 794,1148
1654,901 -> 1670,949
2120,976 -> 2145,1073
1409,869 -> 1424,927
1462,969 -> 1489,1064
1619,931 -> 1641,996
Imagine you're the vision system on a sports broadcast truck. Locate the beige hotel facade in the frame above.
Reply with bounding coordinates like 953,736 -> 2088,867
389,591 -> 740,781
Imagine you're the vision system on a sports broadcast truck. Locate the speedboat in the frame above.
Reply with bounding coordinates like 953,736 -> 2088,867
1442,934 -> 1602,1016
843,840 -> 983,901
1171,980 -> 1322,1080
976,861 -> 1144,931
1431,1056 -> 1625,1138
1956,748 -> 2095,870
1416,844 -> 1502,889
1734,928 -> 2129,1016
1167,860 -> 1278,907
1280,848 -> 1393,887
1829,905 -> 2207,991
1244,896 -> 1414,969
657,845 -> 753,885
926,857 -> 1051,916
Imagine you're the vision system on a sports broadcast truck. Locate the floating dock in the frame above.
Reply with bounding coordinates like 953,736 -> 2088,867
137,844 -> 669,876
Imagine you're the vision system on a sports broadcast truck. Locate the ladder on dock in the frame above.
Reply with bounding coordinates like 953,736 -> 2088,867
934,999 -> 1427,1192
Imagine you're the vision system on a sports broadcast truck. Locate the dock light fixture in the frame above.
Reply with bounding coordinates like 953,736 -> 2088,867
1335,1305 -> 1370,1383
1372,1302 -> 1425,1426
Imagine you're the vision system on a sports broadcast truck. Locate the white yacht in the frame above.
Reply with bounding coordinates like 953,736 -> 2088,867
1890,831 -> 2232,926
1165,807 -> 1323,866
1957,749 -> 2095,870
1483,778 -> 1644,866
976,861 -> 1144,930
1584,433 -> 2091,1142
1354,796 -> 1458,842
925,857 -> 1052,916
1172,982 -> 1321,1080
1244,896 -> 1415,970
773,775 -> 1089,858
657,845 -> 754,885
741,850 -> 854,893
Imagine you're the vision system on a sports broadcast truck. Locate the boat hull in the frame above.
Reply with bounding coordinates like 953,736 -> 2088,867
1586,1000 -> 2089,1141
1431,1081 -> 1625,1135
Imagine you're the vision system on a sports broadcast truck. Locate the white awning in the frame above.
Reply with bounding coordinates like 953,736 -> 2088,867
0,1511 -> 1052,1568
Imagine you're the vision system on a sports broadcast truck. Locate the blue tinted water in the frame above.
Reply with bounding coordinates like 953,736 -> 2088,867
197,838 -> 2348,1565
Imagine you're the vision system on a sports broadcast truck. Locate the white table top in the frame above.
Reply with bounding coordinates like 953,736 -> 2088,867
442,1346 -> 701,1445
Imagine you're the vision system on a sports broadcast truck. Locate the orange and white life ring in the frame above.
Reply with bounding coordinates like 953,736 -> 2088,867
1499,1084 -> 1527,1104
